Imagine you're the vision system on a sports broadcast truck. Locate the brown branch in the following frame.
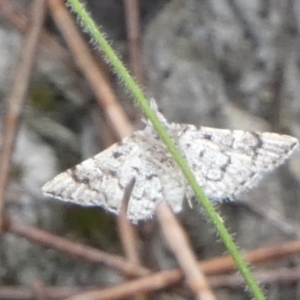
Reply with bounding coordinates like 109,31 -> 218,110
0,0 -> 47,232
48,0 -> 133,139
118,179 -> 147,300
65,268 -> 183,300
2,265 -> 300,300
32,281 -> 46,300
64,239 -> 300,300
4,214 -> 300,299
156,203 -> 216,300
0,285 -> 82,300
0,0 -> 28,30
209,265 -> 300,288
118,179 -> 141,264
123,0 -> 144,84
3,218 -> 149,277
0,0 -> 77,74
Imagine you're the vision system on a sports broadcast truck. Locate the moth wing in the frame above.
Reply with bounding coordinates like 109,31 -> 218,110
42,134 -> 164,222
175,125 -> 298,200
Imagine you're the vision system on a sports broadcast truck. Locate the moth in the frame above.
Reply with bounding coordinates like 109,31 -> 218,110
43,100 -> 298,222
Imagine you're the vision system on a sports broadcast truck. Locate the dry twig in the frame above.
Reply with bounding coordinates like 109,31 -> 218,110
123,0 -> 144,84
0,0 -> 77,73
0,0 -> 47,232
117,179 -> 147,300
2,265 -> 300,300
3,218 -> 149,277
48,0 -> 133,139
62,239 -> 300,300
0,285 -> 82,300
4,213 -> 300,299
156,203 -> 216,300
118,179 -> 141,266
209,265 -> 300,288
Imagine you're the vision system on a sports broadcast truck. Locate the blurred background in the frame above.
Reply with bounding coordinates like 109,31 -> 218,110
1,0 -> 300,299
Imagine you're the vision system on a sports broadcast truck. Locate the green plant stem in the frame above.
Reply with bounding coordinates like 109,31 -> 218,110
66,1 -> 266,299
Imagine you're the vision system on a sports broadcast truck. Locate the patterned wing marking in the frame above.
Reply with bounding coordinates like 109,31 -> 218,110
42,131 -> 186,222
174,125 -> 298,200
